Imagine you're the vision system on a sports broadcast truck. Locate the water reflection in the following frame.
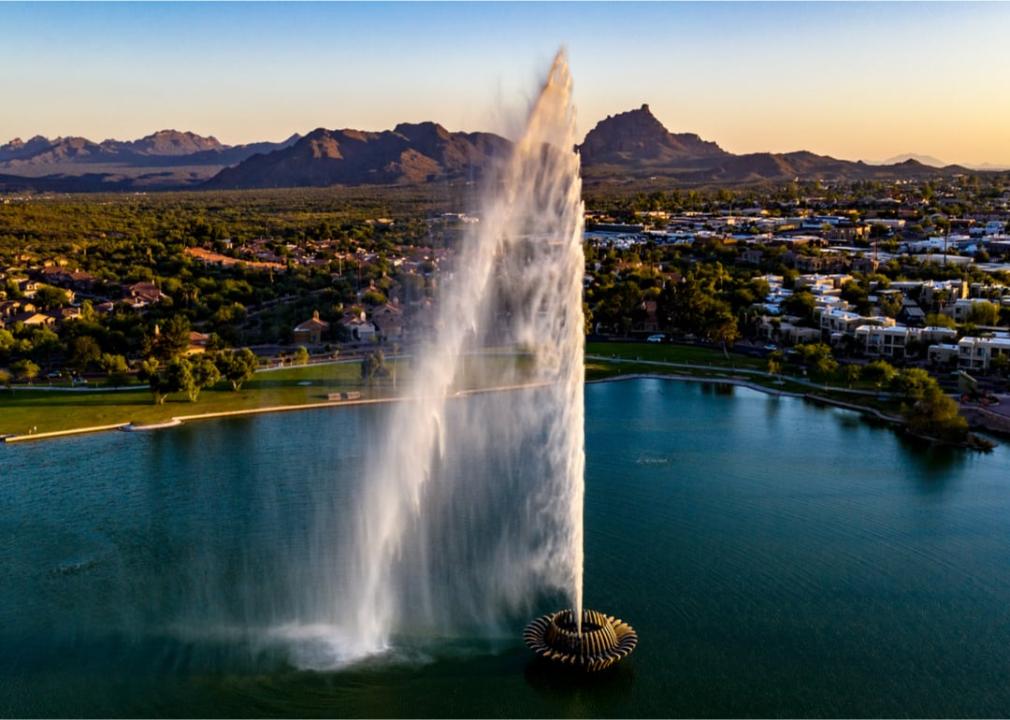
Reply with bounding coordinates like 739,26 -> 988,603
4,381 -> 1010,717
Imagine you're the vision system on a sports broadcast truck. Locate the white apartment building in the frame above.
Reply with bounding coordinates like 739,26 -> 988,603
855,324 -> 920,359
957,334 -> 1010,371
944,298 -> 997,323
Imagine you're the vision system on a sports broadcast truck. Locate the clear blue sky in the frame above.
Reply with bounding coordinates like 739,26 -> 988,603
2,2 -> 1008,165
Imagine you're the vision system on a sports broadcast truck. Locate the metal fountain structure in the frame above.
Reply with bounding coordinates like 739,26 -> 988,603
524,608 -> 638,671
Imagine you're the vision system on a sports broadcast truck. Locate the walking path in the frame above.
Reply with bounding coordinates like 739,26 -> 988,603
586,355 -> 900,398
590,372 -> 904,424
1,381 -> 549,444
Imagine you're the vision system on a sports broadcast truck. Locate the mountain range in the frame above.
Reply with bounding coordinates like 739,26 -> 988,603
0,130 -> 301,191
0,105 -> 995,193
205,122 -> 509,190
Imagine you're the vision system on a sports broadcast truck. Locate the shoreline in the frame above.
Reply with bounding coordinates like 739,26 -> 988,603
587,372 -> 904,424
1,372 -> 979,449
1,382 -> 549,445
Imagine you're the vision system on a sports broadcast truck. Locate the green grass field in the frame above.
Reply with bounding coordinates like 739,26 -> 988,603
0,345 -> 903,438
586,341 -> 766,369
0,362 -> 399,436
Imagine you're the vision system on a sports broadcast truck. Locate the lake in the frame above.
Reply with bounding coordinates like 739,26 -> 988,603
2,378 -> 1010,717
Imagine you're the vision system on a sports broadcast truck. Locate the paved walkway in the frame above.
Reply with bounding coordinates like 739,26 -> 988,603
586,355 -> 900,398
592,371 -> 903,424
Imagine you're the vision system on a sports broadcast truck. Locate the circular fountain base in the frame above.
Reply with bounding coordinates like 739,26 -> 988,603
523,608 -> 637,672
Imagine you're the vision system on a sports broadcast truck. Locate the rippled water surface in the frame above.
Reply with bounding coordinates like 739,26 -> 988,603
3,378 -> 1010,717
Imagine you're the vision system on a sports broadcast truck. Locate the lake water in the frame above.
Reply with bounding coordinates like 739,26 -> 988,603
2,378 -> 1010,717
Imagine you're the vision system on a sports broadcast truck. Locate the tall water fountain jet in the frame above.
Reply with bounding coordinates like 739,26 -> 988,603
342,50 -> 587,656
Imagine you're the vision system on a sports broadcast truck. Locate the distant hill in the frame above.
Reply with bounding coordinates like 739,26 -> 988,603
204,122 -> 509,189
0,107 -> 999,193
106,129 -> 224,157
0,131 -> 301,190
578,104 -> 727,166
878,153 -> 947,168
577,105 -> 975,186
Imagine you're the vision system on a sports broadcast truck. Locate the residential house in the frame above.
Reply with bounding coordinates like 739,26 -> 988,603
11,311 -> 55,327
293,310 -> 330,345
371,302 -> 405,340
125,282 -> 166,308
0,300 -> 34,318
52,306 -> 82,323
185,331 -> 211,355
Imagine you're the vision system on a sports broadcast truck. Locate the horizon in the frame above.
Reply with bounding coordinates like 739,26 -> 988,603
2,2 -> 1009,167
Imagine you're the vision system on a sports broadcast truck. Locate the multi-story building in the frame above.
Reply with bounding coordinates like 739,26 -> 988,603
957,334 -> 1010,371
855,325 -> 919,359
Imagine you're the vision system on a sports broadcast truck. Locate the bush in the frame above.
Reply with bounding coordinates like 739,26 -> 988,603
863,360 -> 897,389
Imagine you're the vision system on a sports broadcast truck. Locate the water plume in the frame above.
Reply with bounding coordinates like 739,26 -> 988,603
339,50 -> 586,655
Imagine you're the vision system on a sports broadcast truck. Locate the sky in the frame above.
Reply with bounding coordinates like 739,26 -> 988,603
2,2 -> 1009,166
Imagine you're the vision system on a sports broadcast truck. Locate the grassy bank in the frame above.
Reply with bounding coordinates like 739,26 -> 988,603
0,344 -> 906,440
0,362 -> 400,436
586,341 -> 765,370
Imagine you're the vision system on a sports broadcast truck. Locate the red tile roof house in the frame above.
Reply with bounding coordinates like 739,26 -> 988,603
293,311 -> 330,345
371,302 -> 404,340
52,306 -> 83,323
124,282 -> 167,309
339,310 -> 377,342
185,331 -> 211,355
11,311 -> 55,327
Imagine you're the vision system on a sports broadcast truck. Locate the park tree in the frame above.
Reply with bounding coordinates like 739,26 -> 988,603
294,346 -> 310,365
704,305 -> 740,356
29,327 -> 61,366
361,350 -> 388,382
138,358 -> 172,405
69,336 -> 102,373
166,358 -> 196,403
891,368 -> 934,400
766,350 -> 783,378
155,315 -> 192,360
189,355 -> 222,402
100,353 -> 130,387
863,360 -> 898,390
904,381 -> 968,442
0,368 -> 12,392
12,358 -> 40,385
797,343 -> 837,381
216,348 -> 258,391
841,363 -> 862,388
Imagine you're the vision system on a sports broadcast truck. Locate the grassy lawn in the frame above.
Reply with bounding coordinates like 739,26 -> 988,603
0,361 -> 402,436
0,347 -> 904,438
0,354 -> 535,437
586,341 -> 765,370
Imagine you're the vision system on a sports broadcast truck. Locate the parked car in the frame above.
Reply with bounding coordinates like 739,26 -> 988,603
646,334 -> 666,343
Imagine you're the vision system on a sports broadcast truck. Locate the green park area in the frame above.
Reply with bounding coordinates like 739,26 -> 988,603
0,353 -> 524,438
0,361 -> 400,437
586,341 -> 765,369
0,343 -> 966,445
